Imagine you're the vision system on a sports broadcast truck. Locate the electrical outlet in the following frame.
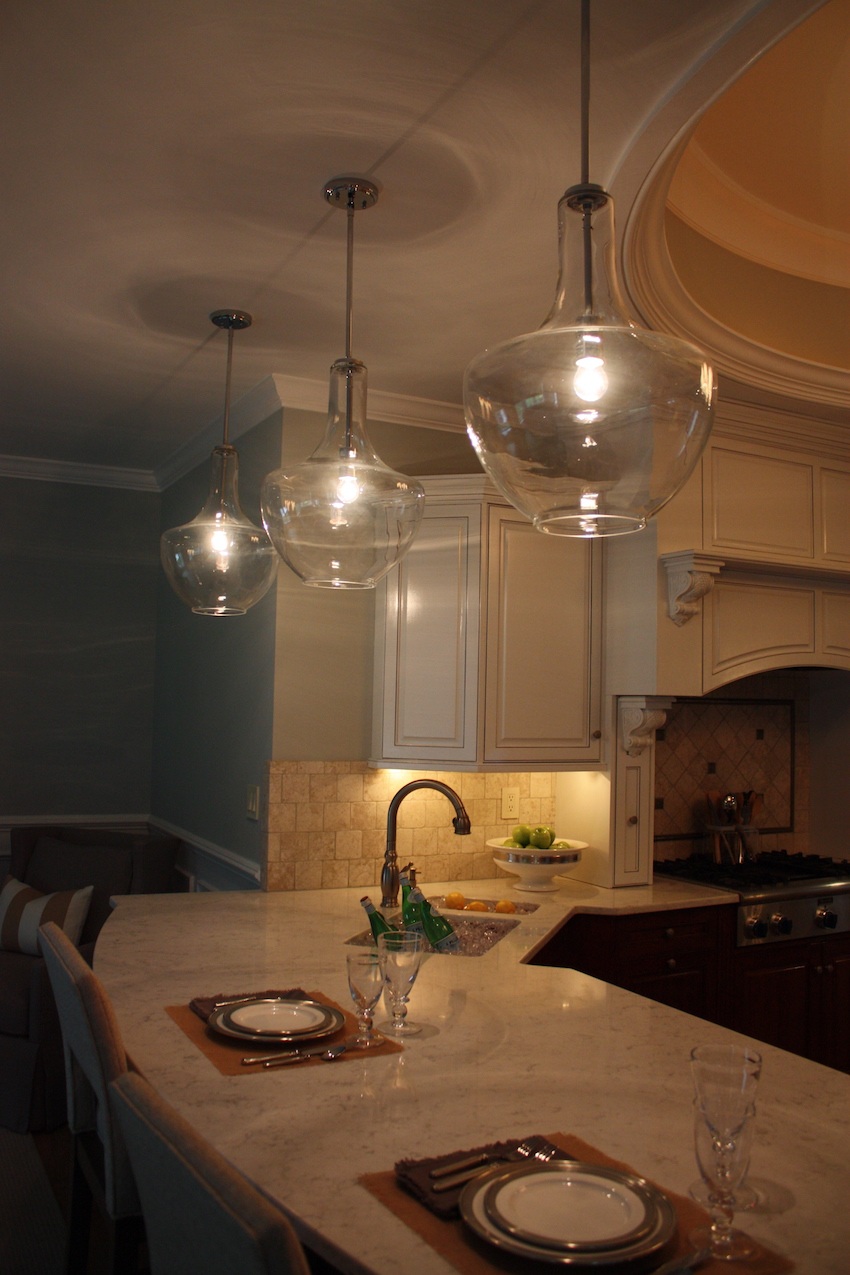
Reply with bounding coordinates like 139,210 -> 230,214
246,785 -> 260,821
501,787 -> 520,821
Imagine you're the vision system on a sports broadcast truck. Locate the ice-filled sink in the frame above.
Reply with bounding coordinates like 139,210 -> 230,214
346,897 -> 537,956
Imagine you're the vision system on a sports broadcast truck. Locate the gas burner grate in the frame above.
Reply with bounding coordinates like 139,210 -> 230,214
654,850 -> 850,892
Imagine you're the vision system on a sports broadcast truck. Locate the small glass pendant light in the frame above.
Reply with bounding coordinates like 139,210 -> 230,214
463,0 -> 715,537
160,311 -> 278,615
261,178 -> 424,588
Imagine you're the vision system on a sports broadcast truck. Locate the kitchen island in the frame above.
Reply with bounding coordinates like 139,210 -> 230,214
95,878 -> 850,1273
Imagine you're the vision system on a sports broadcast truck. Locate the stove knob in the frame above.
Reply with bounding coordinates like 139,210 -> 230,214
745,916 -> 768,939
815,907 -> 838,930
770,913 -> 793,936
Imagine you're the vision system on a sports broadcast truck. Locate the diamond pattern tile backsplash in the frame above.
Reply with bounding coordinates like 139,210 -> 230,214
654,671 -> 809,857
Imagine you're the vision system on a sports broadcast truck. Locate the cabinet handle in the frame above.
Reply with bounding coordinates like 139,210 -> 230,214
627,815 -> 638,826
665,928 -> 675,940
666,958 -> 677,971
592,729 -> 602,739
826,963 -> 835,974
815,965 -> 824,975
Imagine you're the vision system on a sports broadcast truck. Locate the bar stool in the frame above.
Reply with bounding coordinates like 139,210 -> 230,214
38,921 -> 145,1274
110,1071 -> 311,1275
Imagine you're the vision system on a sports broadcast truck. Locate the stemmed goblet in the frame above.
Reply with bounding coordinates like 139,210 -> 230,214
690,1043 -> 762,1261
346,950 -> 384,1049
377,930 -> 423,1036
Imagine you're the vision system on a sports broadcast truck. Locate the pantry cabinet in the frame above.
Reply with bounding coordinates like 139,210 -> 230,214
371,476 -> 603,769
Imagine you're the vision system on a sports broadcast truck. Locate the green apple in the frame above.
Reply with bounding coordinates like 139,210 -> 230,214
511,824 -> 531,847
530,826 -> 554,849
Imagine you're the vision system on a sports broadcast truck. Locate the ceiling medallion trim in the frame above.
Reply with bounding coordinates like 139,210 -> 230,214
624,150 -> 850,411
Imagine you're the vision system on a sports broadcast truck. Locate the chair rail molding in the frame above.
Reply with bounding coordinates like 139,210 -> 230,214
661,551 -> 725,626
619,696 -> 674,758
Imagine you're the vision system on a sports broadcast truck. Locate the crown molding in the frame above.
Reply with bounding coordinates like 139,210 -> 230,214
2,374 -> 467,493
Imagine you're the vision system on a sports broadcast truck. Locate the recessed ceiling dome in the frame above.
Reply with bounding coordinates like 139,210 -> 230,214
629,0 -> 850,411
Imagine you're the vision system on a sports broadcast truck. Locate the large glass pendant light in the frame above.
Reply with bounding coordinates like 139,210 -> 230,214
261,178 -> 424,588
160,310 -> 278,615
463,0 -> 716,537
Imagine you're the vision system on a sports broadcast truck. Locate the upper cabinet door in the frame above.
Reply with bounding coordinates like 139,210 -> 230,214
372,479 -> 603,769
483,507 -> 602,764
373,503 -> 481,764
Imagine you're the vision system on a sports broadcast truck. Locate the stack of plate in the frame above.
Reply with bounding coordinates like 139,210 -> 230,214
459,1161 -> 676,1266
207,996 -> 344,1044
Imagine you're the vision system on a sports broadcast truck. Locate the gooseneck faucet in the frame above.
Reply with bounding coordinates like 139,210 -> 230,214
381,780 -> 472,907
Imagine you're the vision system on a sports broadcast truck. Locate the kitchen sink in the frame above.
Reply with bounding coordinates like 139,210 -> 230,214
346,901 -> 531,957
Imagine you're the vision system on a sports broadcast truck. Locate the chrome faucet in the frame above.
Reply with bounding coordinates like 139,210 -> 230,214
380,780 -> 472,907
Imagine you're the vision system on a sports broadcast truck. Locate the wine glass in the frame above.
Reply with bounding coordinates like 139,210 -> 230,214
689,1044 -> 762,1261
376,930 -> 423,1036
346,950 -> 384,1048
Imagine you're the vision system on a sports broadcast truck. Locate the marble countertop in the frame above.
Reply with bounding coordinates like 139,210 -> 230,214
95,880 -> 850,1273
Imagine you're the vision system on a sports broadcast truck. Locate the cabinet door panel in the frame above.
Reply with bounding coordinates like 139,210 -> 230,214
708,448 -> 813,558
484,510 -> 601,762
378,511 -> 480,760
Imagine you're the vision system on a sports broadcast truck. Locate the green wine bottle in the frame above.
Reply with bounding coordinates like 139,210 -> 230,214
421,899 -> 461,953
360,896 -> 395,943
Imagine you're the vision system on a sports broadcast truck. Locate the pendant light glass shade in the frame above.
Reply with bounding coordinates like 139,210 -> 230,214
261,176 -> 424,588
262,354 -> 424,588
160,311 -> 278,615
463,1 -> 715,538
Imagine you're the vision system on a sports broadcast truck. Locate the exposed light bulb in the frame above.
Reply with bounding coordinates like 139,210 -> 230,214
573,354 -> 608,402
336,471 -> 360,505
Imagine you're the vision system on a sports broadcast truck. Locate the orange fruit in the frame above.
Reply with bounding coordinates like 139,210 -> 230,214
465,900 -> 488,911
494,899 -> 516,914
444,891 -> 466,910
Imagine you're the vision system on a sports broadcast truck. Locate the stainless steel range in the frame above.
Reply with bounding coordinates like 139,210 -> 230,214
653,851 -> 850,946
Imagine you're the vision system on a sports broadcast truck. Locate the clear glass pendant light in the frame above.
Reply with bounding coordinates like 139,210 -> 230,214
261,178 -> 424,588
463,0 -> 715,537
160,311 -> 278,615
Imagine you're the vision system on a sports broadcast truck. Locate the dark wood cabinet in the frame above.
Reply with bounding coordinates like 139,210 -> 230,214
531,904 -> 850,1073
528,906 -> 731,1023
719,930 -> 850,1072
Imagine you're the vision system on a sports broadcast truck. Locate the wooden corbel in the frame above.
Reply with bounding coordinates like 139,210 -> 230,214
661,551 -> 724,627
619,696 -> 673,758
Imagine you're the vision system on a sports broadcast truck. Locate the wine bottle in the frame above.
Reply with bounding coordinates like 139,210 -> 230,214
421,900 -> 460,953
360,896 -> 395,942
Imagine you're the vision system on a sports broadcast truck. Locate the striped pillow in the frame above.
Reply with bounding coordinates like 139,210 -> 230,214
0,876 -> 94,955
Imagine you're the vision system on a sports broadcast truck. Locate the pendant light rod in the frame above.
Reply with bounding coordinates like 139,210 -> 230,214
580,0 -> 591,185
210,309 -> 252,448
324,177 -> 379,455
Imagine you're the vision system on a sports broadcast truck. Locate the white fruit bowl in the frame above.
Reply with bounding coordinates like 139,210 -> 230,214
488,838 -> 586,892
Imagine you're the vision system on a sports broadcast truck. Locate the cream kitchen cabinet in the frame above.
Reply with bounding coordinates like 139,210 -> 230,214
371,476 -> 603,769
704,441 -> 850,570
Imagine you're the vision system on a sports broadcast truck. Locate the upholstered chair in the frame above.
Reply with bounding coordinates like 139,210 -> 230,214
38,921 -> 145,1275
110,1070 -> 311,1275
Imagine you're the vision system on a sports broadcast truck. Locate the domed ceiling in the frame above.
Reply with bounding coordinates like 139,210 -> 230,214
639,0 -> 850,412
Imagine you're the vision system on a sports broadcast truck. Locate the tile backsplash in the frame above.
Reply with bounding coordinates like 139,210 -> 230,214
654,671 -> 809,858
264,762 -> 555,891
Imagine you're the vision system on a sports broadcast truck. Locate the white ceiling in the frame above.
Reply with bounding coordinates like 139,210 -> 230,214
2,0 -> 845,488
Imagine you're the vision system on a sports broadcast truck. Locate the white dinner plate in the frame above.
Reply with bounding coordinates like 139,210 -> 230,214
208,997 -> 345,1043
460,1162 -> 676,1267
483,1162 -> 656,1251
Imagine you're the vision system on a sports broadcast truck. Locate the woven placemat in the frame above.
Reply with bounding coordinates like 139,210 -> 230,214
166,989 -> 402,1075
360,1132 -> 794,1274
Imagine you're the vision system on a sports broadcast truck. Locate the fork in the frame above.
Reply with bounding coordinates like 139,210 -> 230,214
515,1136 -> 569,1163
